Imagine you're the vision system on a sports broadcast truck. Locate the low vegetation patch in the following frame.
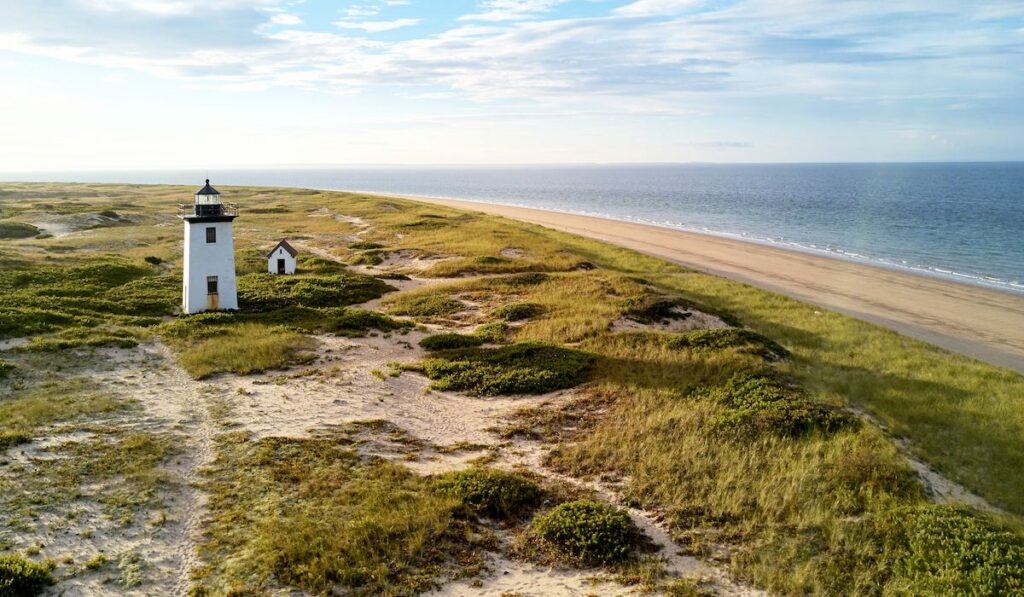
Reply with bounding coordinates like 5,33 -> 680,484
0,259 -> 176,339
22,327 -> 140,351
0,379 -> 125,448
700,372 -> 855,438
419,324 -> 509,351
0,554 -> 55,596
0,221 -> 40,239
237,271 -> 393,312
410,343 -> 596,396
193,432 -> 483,596
620,294 -> 689,324
663,328 -> 789,360
419,333 -> 485,351
529,500 -> 640,565
887,505 -> 1024,594
247,305 -> 412,337
349,241 -> 385,250
169,322 -> 317,379
384,294 -> 465,317
493,302 -> 543,322
434,468 -> 542,519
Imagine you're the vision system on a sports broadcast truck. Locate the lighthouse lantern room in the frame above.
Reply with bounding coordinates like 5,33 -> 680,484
179,180 -> 239,314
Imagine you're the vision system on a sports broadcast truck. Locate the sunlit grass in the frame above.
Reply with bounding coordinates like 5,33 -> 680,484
168,322 -> 317,379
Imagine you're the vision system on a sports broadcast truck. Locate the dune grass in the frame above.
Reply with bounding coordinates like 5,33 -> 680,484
167,322 -> 317,379
192,432 -> 485,596
0,379 -> 126,450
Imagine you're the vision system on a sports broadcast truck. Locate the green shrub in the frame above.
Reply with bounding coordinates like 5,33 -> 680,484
531,500 -> 639,564
0,359 -> 13,379
473,322 -> 508,343
474,255 -> 508,265
493,302 -> 543,322
664,329 -> 789,360
143,255 -> 163,266
349,241 -> 385,250
0,554 -> 55,596
385,295 -> 464,317
413,343 -> 596,396
237,272 -> 393,312
420,333 -> 485,351
434,468 -> 541,518
502,272 -> 550,286
0,222 -> 40,239
702,373 -> 855,438
246,306 -> 412,336
888,505 -> 1024,594
620,295 -> 689,324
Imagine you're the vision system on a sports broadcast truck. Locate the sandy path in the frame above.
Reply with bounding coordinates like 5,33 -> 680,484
400,196 -> 1024,374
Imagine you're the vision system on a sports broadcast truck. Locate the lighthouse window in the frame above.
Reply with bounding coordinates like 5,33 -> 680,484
205,227 -> 217,243
207,276 -> 219,295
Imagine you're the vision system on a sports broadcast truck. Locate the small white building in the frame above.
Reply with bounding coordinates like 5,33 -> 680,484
267,239 -> 298,275
179,179 -> 239,314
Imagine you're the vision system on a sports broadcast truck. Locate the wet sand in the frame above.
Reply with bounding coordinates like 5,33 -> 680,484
404,196 -> 1024,375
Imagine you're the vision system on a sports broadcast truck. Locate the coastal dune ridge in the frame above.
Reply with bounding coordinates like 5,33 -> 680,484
399,194 -> 1024,374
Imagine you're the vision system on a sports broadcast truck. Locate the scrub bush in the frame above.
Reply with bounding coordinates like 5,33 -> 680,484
531,500 -> 639,564
493,302 -> 543,322
385,295 -> 465,317
703,373 -> 855,438
434,468 -> 541,519
413,343 -> 596,396
0,554 -> 55,596
419,333 -> 485,351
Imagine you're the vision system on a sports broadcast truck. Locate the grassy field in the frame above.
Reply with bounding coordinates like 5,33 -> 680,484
2,182 -> 1023,595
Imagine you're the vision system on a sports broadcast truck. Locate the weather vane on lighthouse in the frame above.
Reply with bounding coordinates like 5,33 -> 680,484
178,179 -> 239,314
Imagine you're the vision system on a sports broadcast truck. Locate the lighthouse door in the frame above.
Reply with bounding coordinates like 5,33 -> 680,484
206,276 -> 219,310
277,258 -> 286,274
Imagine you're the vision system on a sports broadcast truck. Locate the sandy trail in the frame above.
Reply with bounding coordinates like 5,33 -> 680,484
400,196 -> 1024,374
0,343 -> 222,596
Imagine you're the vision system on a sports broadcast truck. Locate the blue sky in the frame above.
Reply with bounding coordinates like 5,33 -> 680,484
0,0 -> 1022,168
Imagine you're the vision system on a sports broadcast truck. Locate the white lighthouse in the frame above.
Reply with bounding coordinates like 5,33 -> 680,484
179,179 -> 239,314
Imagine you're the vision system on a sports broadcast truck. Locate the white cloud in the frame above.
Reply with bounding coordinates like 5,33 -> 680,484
269,13 -> 302,26
460,0 -> 569,22
614,0 -> 702,16
335,18 -> 421,32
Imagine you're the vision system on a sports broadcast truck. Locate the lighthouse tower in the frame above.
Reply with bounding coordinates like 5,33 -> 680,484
179,179 -> 239,314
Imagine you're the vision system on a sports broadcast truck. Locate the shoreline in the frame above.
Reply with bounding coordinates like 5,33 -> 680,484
392,193 -> 1024,375
324,188 -> 1021,296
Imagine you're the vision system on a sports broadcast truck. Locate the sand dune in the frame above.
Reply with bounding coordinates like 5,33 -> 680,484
405,196 -> 1024,375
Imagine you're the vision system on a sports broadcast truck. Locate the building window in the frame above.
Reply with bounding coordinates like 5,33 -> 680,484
206,227 -> 216,243
207,276 -> 218,295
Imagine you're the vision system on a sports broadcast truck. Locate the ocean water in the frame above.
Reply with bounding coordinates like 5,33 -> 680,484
4,163 -> 1022,293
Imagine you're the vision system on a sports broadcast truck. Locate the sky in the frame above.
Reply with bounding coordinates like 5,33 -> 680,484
0,0 -> 1022,169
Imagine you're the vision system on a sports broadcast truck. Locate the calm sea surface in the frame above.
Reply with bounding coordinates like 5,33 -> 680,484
4,163 -> 1022,293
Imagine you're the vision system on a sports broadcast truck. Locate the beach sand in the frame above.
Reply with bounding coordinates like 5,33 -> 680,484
403,196 -> 1024,375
